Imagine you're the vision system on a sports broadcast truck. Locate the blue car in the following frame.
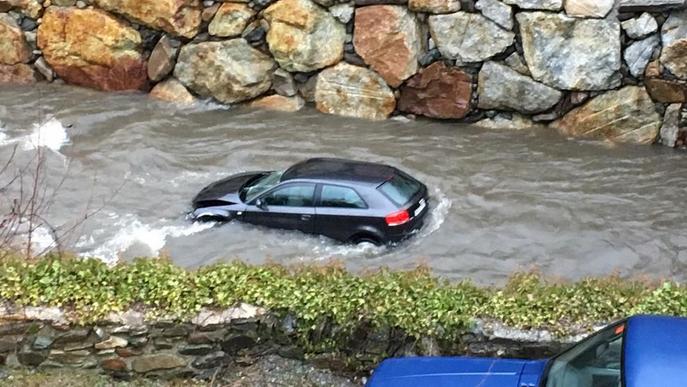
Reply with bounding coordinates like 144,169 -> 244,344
367,315 -> 687,387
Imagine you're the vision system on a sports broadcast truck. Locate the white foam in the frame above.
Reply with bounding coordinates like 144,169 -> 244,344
30,226 -> 58,254
23,117 -> 70,152
81,215 -> 214,265
0,117 -> 70,153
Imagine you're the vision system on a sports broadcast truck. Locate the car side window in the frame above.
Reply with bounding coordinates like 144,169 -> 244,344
262,184 -> 315,207
545,323 -> 624,387
320,185 -> 367,209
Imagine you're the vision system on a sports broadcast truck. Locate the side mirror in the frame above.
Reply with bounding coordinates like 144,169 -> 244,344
256,198 -> 267,210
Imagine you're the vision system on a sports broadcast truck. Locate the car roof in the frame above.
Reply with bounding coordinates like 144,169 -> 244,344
625,315 -> 687,387
281,158 -> 397,186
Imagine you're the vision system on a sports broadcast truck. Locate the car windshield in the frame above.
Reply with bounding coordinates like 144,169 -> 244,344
378,173 -> 422,206
545,324 -> 624,387
240,171 -> 283,203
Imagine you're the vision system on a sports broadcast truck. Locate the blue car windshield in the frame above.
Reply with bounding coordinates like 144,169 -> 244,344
545,324 -> 624,387
241,171 -> 283,203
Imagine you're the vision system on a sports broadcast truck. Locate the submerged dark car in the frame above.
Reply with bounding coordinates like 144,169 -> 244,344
191,158 -> 429,245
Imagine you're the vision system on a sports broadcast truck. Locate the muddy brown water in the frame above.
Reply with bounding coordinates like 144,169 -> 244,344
1,84 -> 686,284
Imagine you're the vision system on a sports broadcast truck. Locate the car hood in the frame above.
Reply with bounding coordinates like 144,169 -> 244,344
366,357 -> 547,387
193,171 -> 269,204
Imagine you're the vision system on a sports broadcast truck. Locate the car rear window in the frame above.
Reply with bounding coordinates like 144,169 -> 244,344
378,173 -> 421,206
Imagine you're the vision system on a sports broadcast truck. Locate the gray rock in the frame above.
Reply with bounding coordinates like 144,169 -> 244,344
329,2 -> 354,24
660,103 -> 681,147
272,69 -> 296,97
132,354 -> 187,373
501,0 -> 562,10
504,52 -> 530,75
624,34 -> 659,78
34,56 -> 53,81
621,12 -> 658,40
475,113 -> 546,130
94,335 -> 128,350
409,0 -> 461,13
148,35 -> 179,82
174,39 -> 275,104
618,0 -> 686,11
478,61 -> 563,114
660,10 -> 687,79
429,12 -> 514,63
517,12 -> 621,91
475,0 -> 512,30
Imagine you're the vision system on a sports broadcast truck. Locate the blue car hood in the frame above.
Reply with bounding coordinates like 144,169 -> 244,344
366,357 -> 547,387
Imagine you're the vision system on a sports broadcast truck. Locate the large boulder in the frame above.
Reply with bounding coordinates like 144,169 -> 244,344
315,62 -> 396,121
398,61 -> 472,119
408,0 -> 461,13
0,63 -> 37,84
94,0 -> 201,38
37,7 -> 147,91
501,0 -> 561,10
174,39 -> 275,104
478,61 -> 562,114
517,12 -> 621,91
660,11 -> 687,80
353,6 -> 421,87
428,12 -> 514,64
0,14 -> 31,65
551,86 -> 661,144
264,0 -> 345,72
208,3 -> 255,38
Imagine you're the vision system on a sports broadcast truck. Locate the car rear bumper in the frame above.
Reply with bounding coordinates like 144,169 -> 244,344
384,198 -> 429,243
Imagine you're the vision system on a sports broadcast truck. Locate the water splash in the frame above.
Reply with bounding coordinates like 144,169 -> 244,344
79,214 -> 214,265
23,117 -> 70,152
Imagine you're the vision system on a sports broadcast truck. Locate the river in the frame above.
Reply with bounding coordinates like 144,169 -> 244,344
1,84 -> 686,284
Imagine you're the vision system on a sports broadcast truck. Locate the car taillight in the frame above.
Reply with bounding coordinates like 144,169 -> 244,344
385,210 -> 410,226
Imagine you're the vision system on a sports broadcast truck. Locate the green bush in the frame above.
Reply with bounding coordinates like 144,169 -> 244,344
0,255 -> 682,340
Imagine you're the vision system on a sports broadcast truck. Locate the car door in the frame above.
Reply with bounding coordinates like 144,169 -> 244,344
314,184 -> 371,241
244,183 -> 316,234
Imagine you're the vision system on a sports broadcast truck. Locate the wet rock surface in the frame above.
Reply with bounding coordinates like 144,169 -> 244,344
264,0 -> 345,72
93,0 -> 202,38
552,86 -> 662,144
37,7 -> 147,91
429,11 -> 515,63
174,39 -> 275,104
398,61 -> 472,119
353,5 -> 421,87
518,12 -> 621,91
315,62 -> 396,120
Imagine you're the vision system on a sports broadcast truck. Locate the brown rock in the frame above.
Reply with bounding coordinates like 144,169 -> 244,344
150,78 -> 196,104
101,357 -> 128,371
37,7 -> 147,91
0,14 -> 31,65
398,62 -> 471,119
208,3 -> 254,38
94,0 -> 202,38
0,63 -> 37,84
131,354 -> 186,373
201,3 -> 219,22
353,5 -> 421,88
645,78 -> 687,103
249,94 -> 304,112
644,60 -> 661,78
409,0 -> 461,13
551,86 -> 661,144
148,35 -> 178,82
94,335 -> 128,349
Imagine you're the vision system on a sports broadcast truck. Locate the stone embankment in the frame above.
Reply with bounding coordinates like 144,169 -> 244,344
0,304 -> 574,380
1,0 -> 687,147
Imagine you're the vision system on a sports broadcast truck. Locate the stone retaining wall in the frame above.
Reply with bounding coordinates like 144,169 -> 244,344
2,0 -> 686,147
0,304 -> 576,379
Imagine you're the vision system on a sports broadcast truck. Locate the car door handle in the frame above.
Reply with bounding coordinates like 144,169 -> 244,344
301,214 -> 312,221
